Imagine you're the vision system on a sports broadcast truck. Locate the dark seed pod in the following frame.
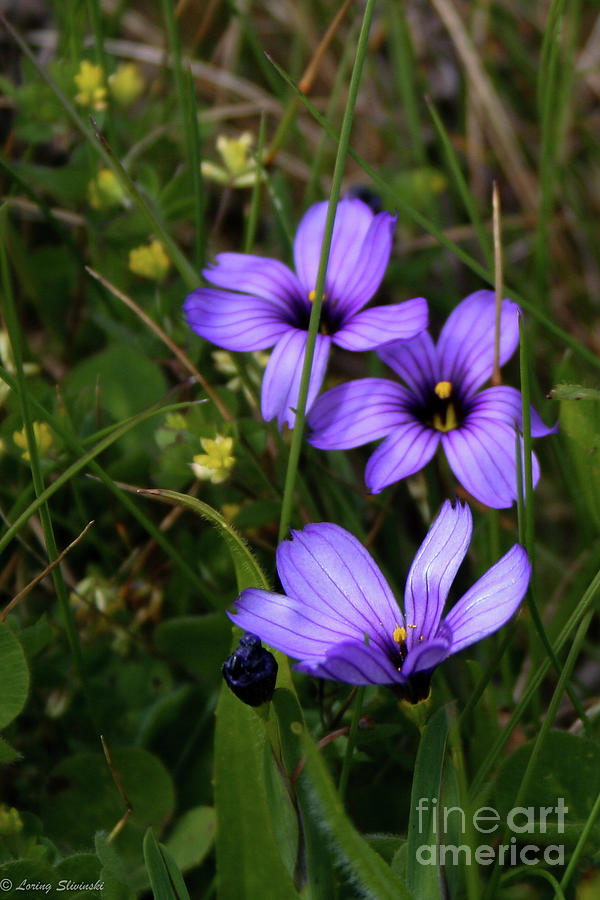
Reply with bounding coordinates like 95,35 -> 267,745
222,633 -> 278,707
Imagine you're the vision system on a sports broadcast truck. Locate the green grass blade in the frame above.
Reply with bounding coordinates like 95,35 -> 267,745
278,0 -> 378,542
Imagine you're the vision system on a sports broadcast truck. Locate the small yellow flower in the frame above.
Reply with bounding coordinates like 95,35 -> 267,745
128,240 -> 171,281
13,421 -> 53,461
0,805 -> 23,836
74,60 -> 107,110
108,62 -> 144,106
221,503 -> 242,521
201,132 -> 259,188
88,168 -> 125,210
191,435 -> 235,484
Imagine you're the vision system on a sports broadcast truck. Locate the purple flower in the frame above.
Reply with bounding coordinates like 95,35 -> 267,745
228,501 -> 530,702
184,198 -> 428,429
307,290 -> 556,508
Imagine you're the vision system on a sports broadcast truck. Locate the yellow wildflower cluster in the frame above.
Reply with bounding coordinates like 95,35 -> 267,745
191,435 -> 235,484
128,240 -> 171,281
74,60 -> 107,110
202,132 -> 258,188
13,421 -> 53,462
88,168 -> 125,210
108,62 -> 144,106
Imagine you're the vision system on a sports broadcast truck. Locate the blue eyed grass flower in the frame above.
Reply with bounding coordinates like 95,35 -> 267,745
308,290 -> 556,508
228,501 -> 530,703
184,198 -> 428,429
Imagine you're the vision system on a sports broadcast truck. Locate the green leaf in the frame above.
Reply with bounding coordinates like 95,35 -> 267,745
157,842 -> 192,900
54,853 -> 103,899
214,685 -> 299,900
154,615 -> 231,682
100,869 -> 137,900
406,705 -> 449,899
138,489 -> 269,592
0,622 -> 30,729
17,614 -> 54,660
559,394 -> 600,530
95,832 -> 138,898
143,828 -> 191,900
42,749 -> 175,854
262,742 -> 300,883
0,736 -> 19,764
549,383 -> 600,400
272,689 -> 414,900
66,344 -> 168,448
165,806 -> 215,873
495,732 -> 600,846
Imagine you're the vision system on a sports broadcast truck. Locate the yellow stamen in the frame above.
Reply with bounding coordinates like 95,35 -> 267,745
434,380 -> 452,399
393,625 -> 407,644
433,405 -> 458,433
308,289 -> 316,302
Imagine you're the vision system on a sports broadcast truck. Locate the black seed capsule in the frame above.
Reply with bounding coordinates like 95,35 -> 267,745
222,633 -> 278,707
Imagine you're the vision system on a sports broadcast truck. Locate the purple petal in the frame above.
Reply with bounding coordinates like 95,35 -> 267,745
437,290 -> 520,397
442,420 -> 540,509
443,545 -> 530,655
333,298 -> 428,350
202,253 -> 303,310
260,330 -> 331,429
307,379 -> 414,449
330,209 -> 397,316
293,199 -> 390,310
276,523 -> 402,646
365,423 -> 440,493
404,501 -> 472,648
470,386 -> 557,437
184,288 -> 291,351
295,640 -> 405,686
377,331 -> 440,404
228,589 -> 367,660
402,632 -> 452,678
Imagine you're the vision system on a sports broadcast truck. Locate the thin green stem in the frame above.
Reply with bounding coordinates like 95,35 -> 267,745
277,0 -> 378,542
338,687 -> 364,800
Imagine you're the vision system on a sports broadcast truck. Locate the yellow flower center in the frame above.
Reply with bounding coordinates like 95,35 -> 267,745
393,624 -> 407,644
432,381 -> 458,432
434,380 -> 452,399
